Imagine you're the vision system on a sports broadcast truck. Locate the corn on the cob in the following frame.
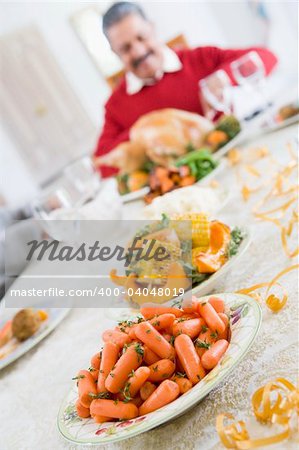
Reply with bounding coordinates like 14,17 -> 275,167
191,213 -> 210,248
172,213 -> 210,249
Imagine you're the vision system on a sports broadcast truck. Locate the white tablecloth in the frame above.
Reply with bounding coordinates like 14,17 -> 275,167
0,123 -> 298,450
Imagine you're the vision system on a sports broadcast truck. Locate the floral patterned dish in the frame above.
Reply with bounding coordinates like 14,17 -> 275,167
58,293 -> 261,446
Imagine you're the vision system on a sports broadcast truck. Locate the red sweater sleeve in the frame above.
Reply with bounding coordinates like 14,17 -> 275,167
190,46 -> 278,83
94,102 -> 129,178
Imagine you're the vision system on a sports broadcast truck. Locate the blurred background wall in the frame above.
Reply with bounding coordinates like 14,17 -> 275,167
0,1 -> 297,209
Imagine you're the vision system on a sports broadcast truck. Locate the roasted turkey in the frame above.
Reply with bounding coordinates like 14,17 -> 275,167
95,141 -> 148,174
94,108 -> 213,173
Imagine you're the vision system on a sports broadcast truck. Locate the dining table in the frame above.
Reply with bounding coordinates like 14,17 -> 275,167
0,120 -> 298,450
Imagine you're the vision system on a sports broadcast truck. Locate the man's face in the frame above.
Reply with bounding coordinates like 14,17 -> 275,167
107,13 -> 163,80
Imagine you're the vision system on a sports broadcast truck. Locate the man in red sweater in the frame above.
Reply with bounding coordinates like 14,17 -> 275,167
95,2 -> 277,177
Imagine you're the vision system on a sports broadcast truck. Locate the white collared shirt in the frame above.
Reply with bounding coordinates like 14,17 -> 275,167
125,46 -> 183,95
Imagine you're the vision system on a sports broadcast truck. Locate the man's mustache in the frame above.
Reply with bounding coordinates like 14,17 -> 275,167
132,50 -> 154,69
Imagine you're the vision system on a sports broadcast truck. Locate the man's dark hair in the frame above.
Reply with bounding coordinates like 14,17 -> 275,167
102,2 -> 147,37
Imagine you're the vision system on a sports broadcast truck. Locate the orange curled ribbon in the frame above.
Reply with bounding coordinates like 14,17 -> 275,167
236,264 -> 299,312
254,202 -> 299,258
280,210 -> 299,258
245,165 -> 260,177
230,144 -> 298,256
251,150 -> 298,257
227,148 -> 242,165
216,378 -> 299,449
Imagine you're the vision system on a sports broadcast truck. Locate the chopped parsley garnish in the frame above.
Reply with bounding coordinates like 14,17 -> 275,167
210,331 -> 218,339
122,344 -> 129,355
72,374 -> 85,380
118,319 -> 134,329
175,372 -> 186,378
177,317 -> 188,323
121,382 -> 132,402
135,343 -> 144,361
195,339 -> 210,349
89,392 -> 110,399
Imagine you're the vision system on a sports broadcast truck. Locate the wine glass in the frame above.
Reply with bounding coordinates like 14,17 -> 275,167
31,186 -> 73,221
63,156 -> 101,207
231,51 -> 265,86
31,184 -> 81,241
199,69 -> 233,120
231,51 -> 269,116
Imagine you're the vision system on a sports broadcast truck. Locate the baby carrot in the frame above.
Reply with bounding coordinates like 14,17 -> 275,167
76,399 -> 90,418
195,341 -> 210,359
182,295 -> 199,314
140,382 -> 156,401
181,307 -> 197,315
149,314 -> 176,331
102,329 -> 131,348
177,313 -> 198,320
161,333 -> 173,344
90,352 -> 101,370
135,322 -> 175,360
139,380 -> 180,415
140,306 -> 183,319
90,368 -> 99,382
174,334 -> 206,384
163,326 -> 175,335
115,320 -> 138,335
105,343 -> 144,394
143,345 -> 161,365
148,359 -> 175,383
92,415 -> 112,423
197,302 -> 225,334
175,357 -> 185,374
90,399 -> 138,420
172,318 -> 205,339
0,320 -> 12,347
97,342 -> 119,393
208,296 -> 225,313
128,324 -> 139,340
198,326 -> 217,341
194,327 -> 217,357
77,370 -> 97,408
172,376 -> 192,394
201,339 -> 229,370
122,366 -> 150,400
128,396 -> 143,407
218,313 -> 229,340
